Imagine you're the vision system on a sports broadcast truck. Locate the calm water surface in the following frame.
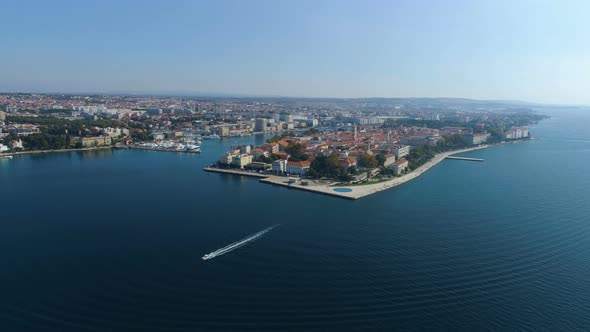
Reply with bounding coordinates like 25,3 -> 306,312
1,109 -> 590,331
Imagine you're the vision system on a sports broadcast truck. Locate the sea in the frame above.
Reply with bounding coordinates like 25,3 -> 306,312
1,108 -> 589,331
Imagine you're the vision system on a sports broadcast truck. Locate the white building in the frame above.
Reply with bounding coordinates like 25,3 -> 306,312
272,159 -> 288,174
354,117 -> 385,125
463,133 -> 490,145
505,127 -> 529,139
383,154 -> 397,167
231,154 -> 253,168
391,159 -> 409,175
239,145 -> 251,154
286,160 -> 311,176
254,118 -> 267,132
220,152 -> 233,165
0,144 -> 9,152
392,145 -> 411,158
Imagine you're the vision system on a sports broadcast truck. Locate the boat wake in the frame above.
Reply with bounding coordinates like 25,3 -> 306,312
202,225 -> 279,260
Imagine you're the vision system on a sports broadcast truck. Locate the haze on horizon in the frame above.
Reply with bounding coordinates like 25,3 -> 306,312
1,0 -> 589,105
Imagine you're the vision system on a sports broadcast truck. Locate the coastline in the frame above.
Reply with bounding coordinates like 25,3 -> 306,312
261,145 -> 491,199
2,146 -> 112,156
205,139 -> 535,200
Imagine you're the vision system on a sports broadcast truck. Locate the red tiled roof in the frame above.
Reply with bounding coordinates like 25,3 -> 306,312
287,160 -> 311,167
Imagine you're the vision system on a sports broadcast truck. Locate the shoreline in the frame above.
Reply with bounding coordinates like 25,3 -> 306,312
259,145 -> 491,199
2,146 -> 112,156
204,140 -> 532,200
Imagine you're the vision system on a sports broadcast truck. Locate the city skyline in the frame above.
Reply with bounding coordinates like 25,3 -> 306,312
2,0 -> 590,104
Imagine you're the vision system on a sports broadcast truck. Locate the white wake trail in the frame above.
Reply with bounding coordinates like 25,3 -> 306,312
202,225 -> 279,260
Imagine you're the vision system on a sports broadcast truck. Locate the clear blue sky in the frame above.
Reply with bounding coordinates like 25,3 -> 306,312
1,0 -> 589,104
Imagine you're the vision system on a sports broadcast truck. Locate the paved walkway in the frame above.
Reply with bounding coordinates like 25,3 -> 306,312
255,145 -> 488,200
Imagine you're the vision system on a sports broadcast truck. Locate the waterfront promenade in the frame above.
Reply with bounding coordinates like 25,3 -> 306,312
204,145 -> 489,200
2,146 -> 112,157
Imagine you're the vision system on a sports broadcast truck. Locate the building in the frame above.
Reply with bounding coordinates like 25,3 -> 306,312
286,160 -> 311,176
7,124 -> 40,136
147,108 -> 162,115
219,126 -> 230,137
383,154 -> 397,167
262,142 -> 279,154
463,133 -> 490,145
150,133 -> 165,141
0,111 -> 6,122
277,139 -> 290,152
505,127 -> 529,139
231,154 -> 253,168
0,143 -> 9,152
391,159 -> 409,175
9,139 -> 24,150
254,118 -> 267,132
250,162 -> 271,171
70,136 -> 112,148
239,145 -> 251,154
272,159 -> 288,174
220,152 -> 233,164
353,117 -> 385,125
280,114 -> 294,123
339,158 -> 357,169
392,145 -> 411,158
299,119 -> 318,127
251,147 -> 269,159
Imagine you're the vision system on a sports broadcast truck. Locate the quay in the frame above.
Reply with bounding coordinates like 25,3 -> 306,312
445,156 -> 484,162
203,167 -> 269,178
203,167 -> 357,199
203,145 -> 490,200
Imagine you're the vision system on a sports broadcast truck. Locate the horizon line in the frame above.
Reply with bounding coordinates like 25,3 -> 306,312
0,90 -> 587,107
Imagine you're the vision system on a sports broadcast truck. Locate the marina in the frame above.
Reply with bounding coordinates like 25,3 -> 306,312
116,141 -> 201,153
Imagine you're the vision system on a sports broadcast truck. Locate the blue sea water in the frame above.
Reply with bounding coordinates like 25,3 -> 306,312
1,109 -> 590,331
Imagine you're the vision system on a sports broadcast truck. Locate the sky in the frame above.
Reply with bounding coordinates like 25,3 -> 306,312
1,0 -> 589,104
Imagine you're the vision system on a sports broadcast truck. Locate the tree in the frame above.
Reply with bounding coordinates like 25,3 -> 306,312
358,153 -> 378,168
284,143 -> 308,161
303,128 -> 319,136
375,154 -> 386,167
309,154 -> 341,179
257,155 -> 273,163
266,135 -> 282,143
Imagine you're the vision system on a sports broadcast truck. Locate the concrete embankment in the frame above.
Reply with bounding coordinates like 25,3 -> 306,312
3,146 -> 112,157
203,167 -> 357,199
204,145 -> 491,200
203,167 -> 269,178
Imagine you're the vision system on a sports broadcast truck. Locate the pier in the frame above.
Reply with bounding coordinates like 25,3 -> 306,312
203,167 -> 269,178
445,156 -> 484,162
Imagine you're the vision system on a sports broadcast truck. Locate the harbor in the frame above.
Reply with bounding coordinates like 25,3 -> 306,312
116,141 -> 201,153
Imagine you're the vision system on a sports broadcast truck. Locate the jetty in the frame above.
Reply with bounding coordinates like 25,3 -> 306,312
445,156 -> 484,162
203,167 -> 269,178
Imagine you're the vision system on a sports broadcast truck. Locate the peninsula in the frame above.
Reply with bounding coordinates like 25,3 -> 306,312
205,105 -> 542,199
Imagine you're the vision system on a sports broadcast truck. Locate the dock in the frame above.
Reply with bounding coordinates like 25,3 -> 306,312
445,156 -> 484,162
203,167 -> 269,178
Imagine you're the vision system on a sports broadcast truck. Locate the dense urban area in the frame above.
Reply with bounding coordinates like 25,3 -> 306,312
1,93 -> 545,185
